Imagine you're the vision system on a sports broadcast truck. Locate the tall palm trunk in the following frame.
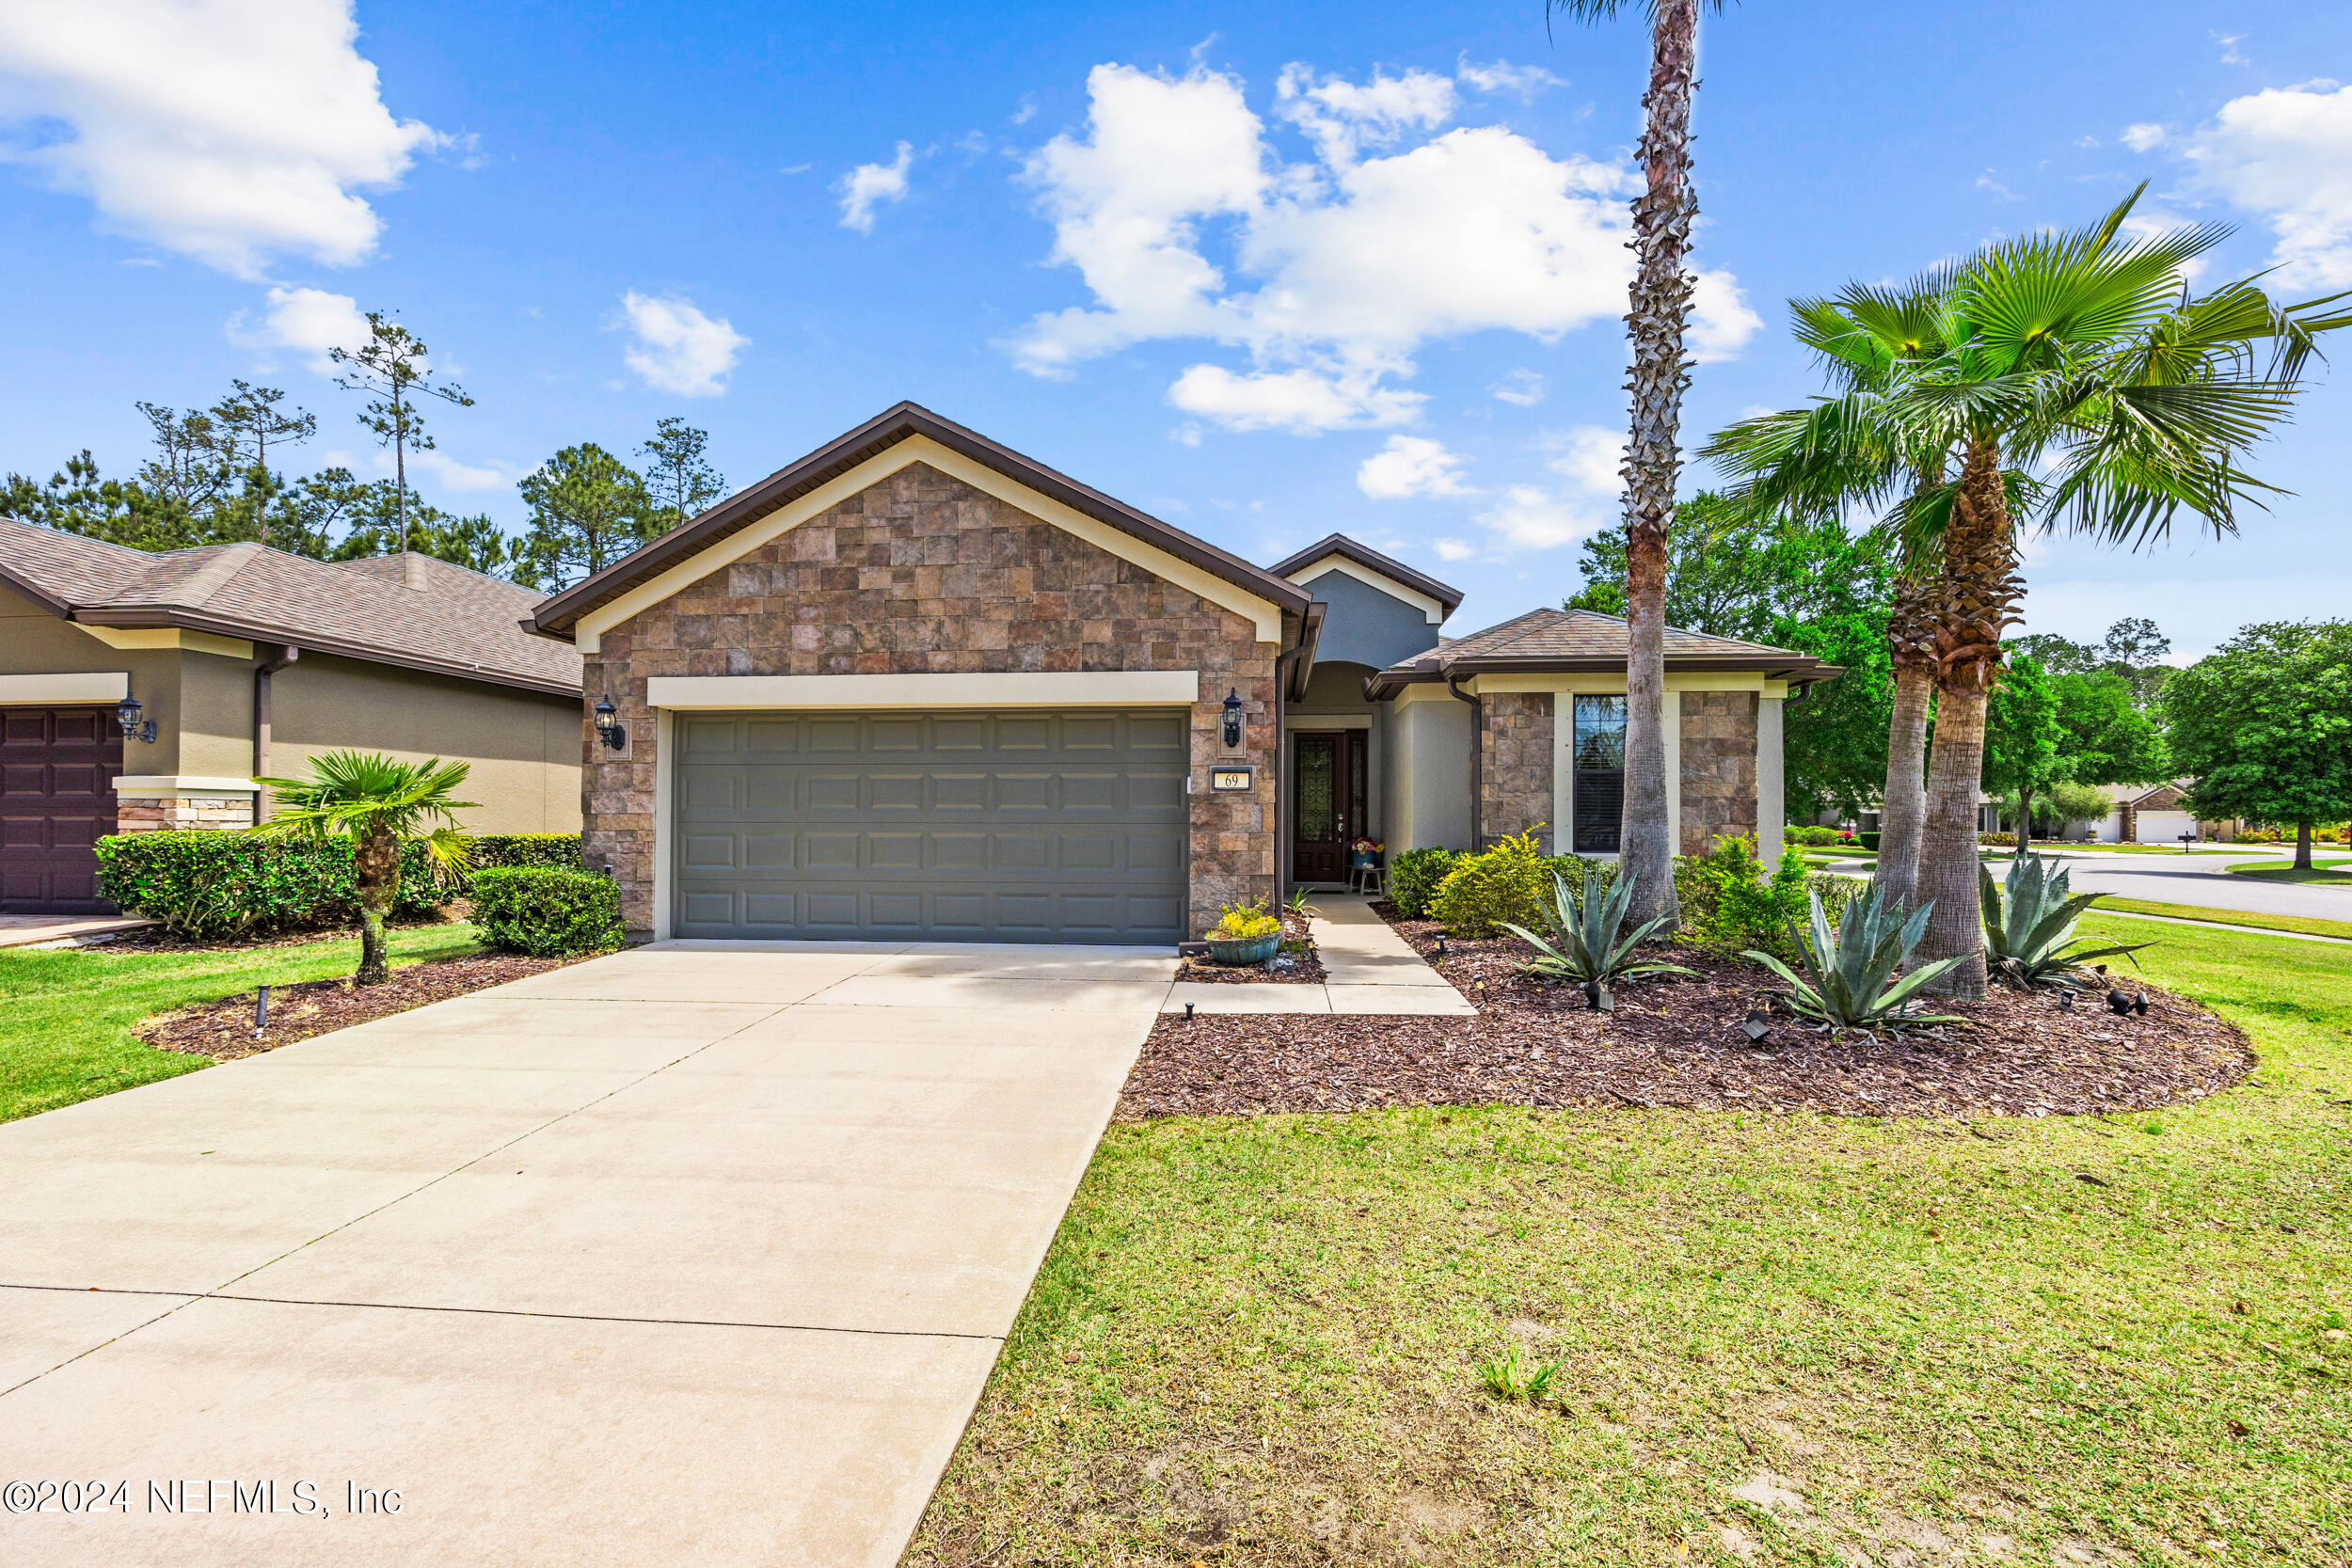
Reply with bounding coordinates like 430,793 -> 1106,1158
1616,0 -> 1700,928
1873,653 -> 1933,906
1915,436 -> 2022,996
353,825 -> 400,986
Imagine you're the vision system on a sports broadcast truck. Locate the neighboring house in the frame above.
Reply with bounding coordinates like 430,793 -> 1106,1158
1,518 -> 584,915
2118,780 -> 2237,845
526,403 -> 1837,944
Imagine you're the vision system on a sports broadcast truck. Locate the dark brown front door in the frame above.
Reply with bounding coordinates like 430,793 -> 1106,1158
1,706 -> 122,914
1290,729 -> 1368,884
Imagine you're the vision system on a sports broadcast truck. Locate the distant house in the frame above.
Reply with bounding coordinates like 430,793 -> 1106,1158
2117,780 -> 2237,845
1,518 -> 585,915
524,402 -> 1839,943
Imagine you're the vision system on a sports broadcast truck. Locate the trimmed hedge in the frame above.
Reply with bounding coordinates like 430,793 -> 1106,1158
469,867 -> 626,957
1387,847 -> 1460,920
1858,831 -> 1882,850
94,831 -> 457,939
470,833 -> 586,872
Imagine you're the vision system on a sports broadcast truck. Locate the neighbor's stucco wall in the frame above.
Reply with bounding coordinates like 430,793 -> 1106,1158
266,651 -> 582,834
0,583 -> 185,771
579,459 -> 1279,937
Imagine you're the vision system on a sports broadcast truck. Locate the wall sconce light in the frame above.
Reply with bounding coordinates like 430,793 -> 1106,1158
1220,687 -> 1244,749
114,691 -> 157,744
594,694 -> 628,752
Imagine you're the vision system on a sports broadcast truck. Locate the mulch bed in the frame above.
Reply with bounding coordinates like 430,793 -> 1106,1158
1117,907 -> 2254,1122
88,915 -> 465,956
135,951 -> 582,1061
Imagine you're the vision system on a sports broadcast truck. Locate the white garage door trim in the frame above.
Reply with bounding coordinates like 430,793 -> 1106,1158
646,671 -> 1200,710
2135,808 -> 2197,844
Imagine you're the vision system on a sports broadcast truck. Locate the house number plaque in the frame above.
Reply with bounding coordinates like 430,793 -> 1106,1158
1210,768 -> 1255,792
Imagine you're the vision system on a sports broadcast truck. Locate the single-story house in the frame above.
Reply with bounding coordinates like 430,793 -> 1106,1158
2116,780 -> 2237,845
527,403 -> 1837,944
1,518 -> 584,915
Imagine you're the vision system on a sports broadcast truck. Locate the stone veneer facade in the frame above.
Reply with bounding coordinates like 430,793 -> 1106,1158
1478,692 -> 1555,851
579,461 -> 1279,936
1678,689 -> 1758,856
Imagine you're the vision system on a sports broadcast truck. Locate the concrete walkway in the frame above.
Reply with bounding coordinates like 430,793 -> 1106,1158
0,941 -> 1169,1566
1164,893 -> 1476,1016
0,913 -> 157,950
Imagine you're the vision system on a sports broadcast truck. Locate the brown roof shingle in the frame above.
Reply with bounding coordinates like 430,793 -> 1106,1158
1367,608 -> 1837,695
0,518 -> 581,696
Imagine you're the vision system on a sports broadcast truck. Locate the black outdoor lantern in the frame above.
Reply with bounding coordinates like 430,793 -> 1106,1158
593,694 -> 628,751
1741,1008 -> 1772,1044
114,691 -> 156,744
1220,687 -> 1245,749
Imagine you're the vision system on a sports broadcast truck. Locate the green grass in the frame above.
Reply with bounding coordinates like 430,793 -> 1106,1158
2098,897 -> 2352,942
2059,844 -> 2256,857
2230,859 -> 2352,886
0,923 -> 484,1124
909,917 -> 2352,1567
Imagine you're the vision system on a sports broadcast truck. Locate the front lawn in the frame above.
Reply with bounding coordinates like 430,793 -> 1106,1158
2230,858 -> 2352,886
2100,897 -> 2352,943
908,916 -> 2351,1566
0,924 -> 484,1124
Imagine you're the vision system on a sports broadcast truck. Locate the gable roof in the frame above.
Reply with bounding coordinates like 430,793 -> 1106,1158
1266,532 -> 1464,615
528,401 -> 1313,640
0,517 -> 582,697
1364,607 -> 1839,696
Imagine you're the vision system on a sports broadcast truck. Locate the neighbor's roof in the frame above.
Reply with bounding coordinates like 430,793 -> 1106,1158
528,401 -> 1313,639
1364,607 -> 1839,697
0,517 -> 581,697
1265,532 -> 1465,614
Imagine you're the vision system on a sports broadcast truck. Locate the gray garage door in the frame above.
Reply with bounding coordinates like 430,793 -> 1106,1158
672,708 -> 1190,943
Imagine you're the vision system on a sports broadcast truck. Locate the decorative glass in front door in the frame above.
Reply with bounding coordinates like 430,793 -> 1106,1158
1297,735 -> 1336,842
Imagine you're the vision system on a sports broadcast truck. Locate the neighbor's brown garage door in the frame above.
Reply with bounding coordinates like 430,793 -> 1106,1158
672,708 -> 1189,943
0,706 -> 123,915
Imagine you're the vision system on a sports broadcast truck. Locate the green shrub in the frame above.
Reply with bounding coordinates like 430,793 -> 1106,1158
1388,847 -> 1460,919
1784,823 -> 1842,847
1682,834 -> 1814,960
469,867 -> 627,956
1432,832 -> 1551,938
469,833 -> 584,873
1979,832 -> 2017,847
1210,899 -> 1280,941
1858,831 -> 1882,850
95,831 -> 455,939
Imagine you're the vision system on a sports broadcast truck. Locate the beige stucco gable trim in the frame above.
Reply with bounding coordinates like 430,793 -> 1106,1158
1285,554 -> 1448,625
574,435 -> 1285,652
0,671 -> 130,705
70,624 -> 255,659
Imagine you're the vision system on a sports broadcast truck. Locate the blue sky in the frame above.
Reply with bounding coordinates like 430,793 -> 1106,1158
3,1 -> 2348,658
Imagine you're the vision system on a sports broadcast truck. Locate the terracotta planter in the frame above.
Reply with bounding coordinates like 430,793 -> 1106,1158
1204,932 -> 1279,966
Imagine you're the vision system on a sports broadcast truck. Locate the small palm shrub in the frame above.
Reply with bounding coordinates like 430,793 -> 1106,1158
1502,865 -> 1693,987
1980,853 -> 2151,990
1744,884 -> 1966,1033
470,867 -> 627,956
1388,847 -> 1460,919
1430,832 -> 1549,938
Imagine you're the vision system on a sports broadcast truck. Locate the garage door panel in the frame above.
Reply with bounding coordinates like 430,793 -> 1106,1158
0,706 -> 120,915
673,710 -> 1188,942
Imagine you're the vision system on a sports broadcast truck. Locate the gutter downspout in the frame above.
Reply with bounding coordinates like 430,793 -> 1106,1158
253,644 -> 299,824
1446,675 -> 1480,851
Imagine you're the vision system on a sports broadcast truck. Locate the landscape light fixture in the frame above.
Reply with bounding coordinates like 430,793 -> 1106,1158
1220,688 -> 1244,749
1184,1001 -> 1196,1022
2106,989 -> 2133,1016
2057,990 -> 2075,1011
1741,1009 -> 1772,1044
114,691 -> 156,744
594,694 -> 628,752
1434,935 -> 1446,960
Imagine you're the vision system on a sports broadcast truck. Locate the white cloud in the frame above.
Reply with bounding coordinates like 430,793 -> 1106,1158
1689,267 -> 1764,363
1007,61 -> 1747,434
617,292 -> 748,398
1432,536 -> 1477,562
0,0 -> 444,277
1476,483 -> 1603,551
2214,32 -> 2249,69
838,141 -> 914,232
1357,435 -> 1473,499
410,450 -> 520,492
1548,425 -> 1627,498
1455,57 -> 1561,99
2120,122 -> 2169,152
1490,368 -> 1544,405
227,284 -> 371,373
2165,80 -> 2352,290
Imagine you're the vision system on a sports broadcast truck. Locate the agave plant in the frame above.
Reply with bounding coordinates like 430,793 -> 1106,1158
1980,853 -> 2152,990
1743,883 -> 1966,1033
1502,866 -> 1695,987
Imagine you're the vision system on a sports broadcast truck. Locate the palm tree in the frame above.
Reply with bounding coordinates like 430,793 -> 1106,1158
252,751 -> 475,985
1548,0 -> 1726,929
1703,277 -> 1961,907
1709,188 -> 2346,995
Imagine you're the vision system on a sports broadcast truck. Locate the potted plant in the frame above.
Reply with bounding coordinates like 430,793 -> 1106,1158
1204,899 -> 1282,966
1349,836 -> 1384,871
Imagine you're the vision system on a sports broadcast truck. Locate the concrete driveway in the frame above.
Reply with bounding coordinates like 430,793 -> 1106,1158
0,941 -> 1172,1566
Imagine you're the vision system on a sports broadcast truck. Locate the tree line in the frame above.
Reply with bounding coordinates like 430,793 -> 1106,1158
4,310 -> 727,593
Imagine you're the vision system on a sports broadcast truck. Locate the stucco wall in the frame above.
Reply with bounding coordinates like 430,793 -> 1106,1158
267,651 -> 582,834
0,584 -> 185,772
579,460 -> 1279,936
1295,567 -> 1442,671
1387,690 -> 1471,853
